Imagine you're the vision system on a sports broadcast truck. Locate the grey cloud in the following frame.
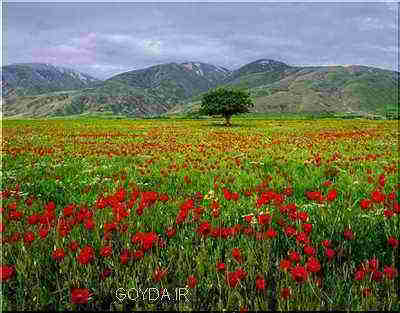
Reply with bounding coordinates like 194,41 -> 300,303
3,2 -> 397,79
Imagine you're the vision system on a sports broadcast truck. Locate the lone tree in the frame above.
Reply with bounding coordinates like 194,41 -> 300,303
200,87 -> 254,126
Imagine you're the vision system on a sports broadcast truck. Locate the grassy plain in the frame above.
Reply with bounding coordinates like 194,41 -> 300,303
1,117 -> 399,311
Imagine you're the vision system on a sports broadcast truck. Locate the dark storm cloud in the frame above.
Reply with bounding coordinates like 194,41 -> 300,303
3,1 -> 398,79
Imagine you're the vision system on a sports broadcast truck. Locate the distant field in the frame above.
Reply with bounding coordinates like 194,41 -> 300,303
1,117 -> 399,311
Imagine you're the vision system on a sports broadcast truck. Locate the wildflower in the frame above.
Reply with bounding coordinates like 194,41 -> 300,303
68,240 -> 79,252
279,259 -> 292,272
232,248 -> 243,263
258,213 -> 271,225
165,227 -> 177,239
387,236 -> 399,248
288,251 -> 301,263
38,226 -> 49,239
362,288 -> 372,297
0,265 -> 14,281
371,270 -> 383,282
99,246 -> 112,258
290,264 -> 308,283
84,218 -> 95,230
360,199 -> 372,210
23,232 -> 35,246
304,245 -> 316,256
265,227 -> 277,239
324,248 -> 335,261
354,270 -> 365,281
71,288 -> 91,304
326,189 -> 338,201
280,287 -> 291,300
343,228 -> 354,240
100,268 -> 112,281
153,267 -> 168,282
255,275 -> 267,291
302,223 -> 313,234
383,266 -> 398,280
216,262 -> 226,272
243,215 -> 253,223
77,245 -> 95,265
306,257 -> 321,273
371,190 -> 385,203
52,248 -> 66,262
187,275 -> 197,288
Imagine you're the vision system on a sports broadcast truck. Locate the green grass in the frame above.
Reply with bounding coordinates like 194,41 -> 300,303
1,117 -> 399,311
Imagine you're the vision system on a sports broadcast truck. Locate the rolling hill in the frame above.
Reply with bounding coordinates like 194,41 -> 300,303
1,60 -> 398,118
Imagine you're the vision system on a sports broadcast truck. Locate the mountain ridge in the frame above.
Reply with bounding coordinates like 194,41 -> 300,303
2,59 -> 398,118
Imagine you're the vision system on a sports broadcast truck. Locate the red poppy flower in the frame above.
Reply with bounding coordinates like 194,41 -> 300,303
284,226 -> 297,237
232,248 -> 243,263
371,190 -> 385,203
165,227 -> 177,238
360,199 -> 372,210
243,215 -> 253,223
133,250 -> 144,260
290,264 -> 308,283
187,275 -> 197,288
159,193 -> 169,202
304,245 -> 316,256
326,189 -> 338,201
216,262 -> 226,272
324,248 -> 335,261
306,257 -> 321,273
0,223 -> 3,233
0,265 -> 14,281
383,266 -> 398,280
153,267 -> 168,282
362,288 -> 372,297
8,210 -> 23,221
255,275 -> 267,291
226,271 -> 240,288
265,227 -> 277,239
302,223 -> 313,234
52,248 -> 66,262
84,218 -> 95,230
231,192 -> 239,201
288,251 -> 301,263
100,246 -> 112,258
387,236 -> 399,248
71,288 -> 91,304
343,228 -> 354,240
120,250 -> 130,265
279,259 -> 292,272
354,270 -> 365,281
24,232 -> 35,246
368,258 -> 379,272
321,239 -> 332,248
27,214 -> 40,225
384,209 -> 394,219
280,287 -> 291,300
68,240 -> 79,252
258,213 -> 271,225
371,270 -> 383,282
100,268 -> 112,280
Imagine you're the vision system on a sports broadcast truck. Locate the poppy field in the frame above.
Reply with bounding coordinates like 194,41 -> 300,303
1,117 -> 399,311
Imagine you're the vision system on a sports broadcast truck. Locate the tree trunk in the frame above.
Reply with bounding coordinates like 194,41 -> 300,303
224,115 -> 232,127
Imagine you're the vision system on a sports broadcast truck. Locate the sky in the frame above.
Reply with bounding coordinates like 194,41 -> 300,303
2,1 -> 398,79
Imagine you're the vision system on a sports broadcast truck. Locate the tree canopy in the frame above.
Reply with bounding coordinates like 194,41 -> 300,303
200,87 -> 254,126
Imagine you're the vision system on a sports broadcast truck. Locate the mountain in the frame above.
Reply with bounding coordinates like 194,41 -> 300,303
107,62 -> 230,101
1,63 -> 100,97
178,63 -> 398,117
2,60 -> 398,118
